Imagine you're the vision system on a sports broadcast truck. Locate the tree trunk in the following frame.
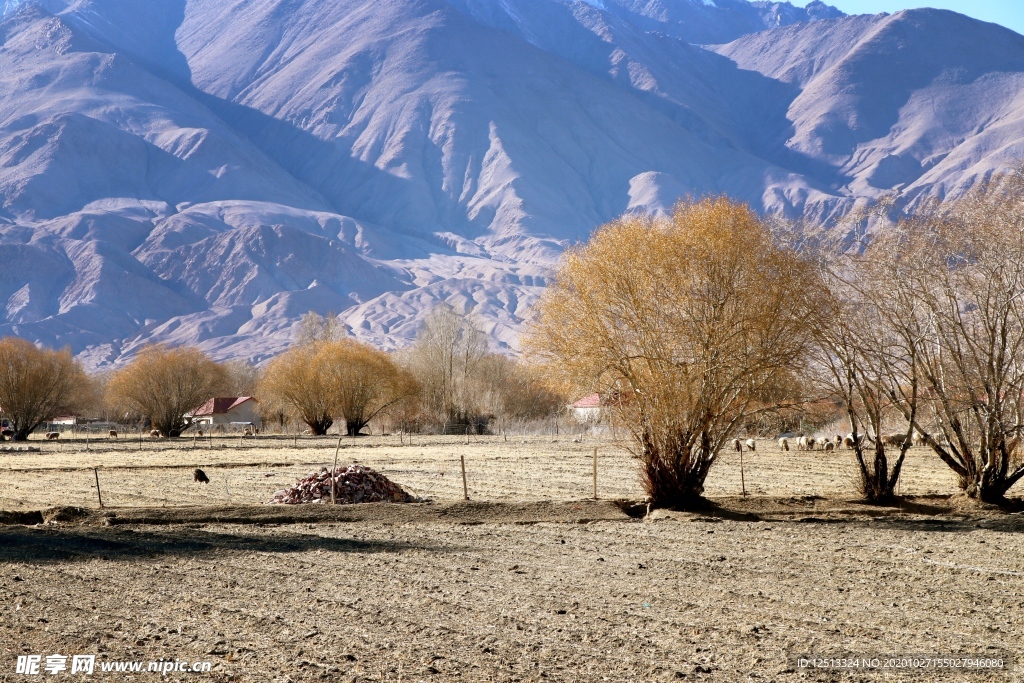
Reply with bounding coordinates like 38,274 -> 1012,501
640,435 -> 712,509
855,439 -> 909,504
970,471 -> 1015,504
306,418 -> 333,436
13,428 -> 31,442
346,422 -> 365,437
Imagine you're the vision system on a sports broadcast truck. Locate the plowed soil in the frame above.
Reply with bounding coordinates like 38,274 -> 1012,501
1,436 -> 1021,681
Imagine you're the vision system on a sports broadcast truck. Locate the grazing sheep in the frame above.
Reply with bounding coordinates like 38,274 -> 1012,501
843,434 -> 856,449
193,468 -> 210,484
149,430 -> 161,438
912,431 -> 925,446
745,439 -> 756,452
834,435 -> 843,449
45,432 -> 60,440
778,437 -> 789,451
197,430 -> 204,437
824,441 -> 835,452
799,436 -> 815,451
732,438 -> 742,452
243,428 -> 253,437
882,434 -> 906,447
108,430 -> 118,438
817,437 -> 831,449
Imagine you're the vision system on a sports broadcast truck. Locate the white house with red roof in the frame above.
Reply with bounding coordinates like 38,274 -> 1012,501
191,397 -> 261,427
569,393 -> 603,423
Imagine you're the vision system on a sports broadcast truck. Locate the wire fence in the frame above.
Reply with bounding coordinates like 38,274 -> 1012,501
0,434 -> 961,511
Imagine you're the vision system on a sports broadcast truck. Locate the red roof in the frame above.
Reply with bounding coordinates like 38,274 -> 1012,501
194,397 -> 256,416
571,393 -> 602,409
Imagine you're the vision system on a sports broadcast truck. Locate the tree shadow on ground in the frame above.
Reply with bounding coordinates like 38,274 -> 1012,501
0,527 -> 442,565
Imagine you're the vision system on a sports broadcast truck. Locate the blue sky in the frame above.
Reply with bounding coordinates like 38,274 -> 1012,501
793,1 -> 1024,35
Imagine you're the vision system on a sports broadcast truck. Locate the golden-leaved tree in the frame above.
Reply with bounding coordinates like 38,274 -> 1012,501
106,345 -> 228,436
0,338 -> 92,441
526,198 -> 810,507
260,339 -> 414,436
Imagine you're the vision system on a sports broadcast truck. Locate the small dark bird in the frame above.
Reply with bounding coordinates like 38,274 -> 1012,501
193,468 -> 210,484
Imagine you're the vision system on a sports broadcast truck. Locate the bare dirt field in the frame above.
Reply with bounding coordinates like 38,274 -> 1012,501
1,436 -> 1022,682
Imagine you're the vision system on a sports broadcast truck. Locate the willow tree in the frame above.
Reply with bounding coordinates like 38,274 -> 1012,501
0,338 -> 92,441
260,340 -> 414,436
106,345 -> 228,436
810,237 -> 921,502
331,341 -> 416,436
877,177 -> 1024,502
526,198 -> 810,507
259,343 -> 337,435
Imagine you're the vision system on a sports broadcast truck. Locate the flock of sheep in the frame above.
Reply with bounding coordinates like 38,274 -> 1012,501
732,432 -> 926,454
32,426 -> 260,441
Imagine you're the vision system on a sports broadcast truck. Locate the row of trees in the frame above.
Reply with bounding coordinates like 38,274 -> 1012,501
527,179 -> 1024,507
261,307 -> 562,436
808,179 -> 1024,504
0,310 -> 564,441
7,182 -> 1024,508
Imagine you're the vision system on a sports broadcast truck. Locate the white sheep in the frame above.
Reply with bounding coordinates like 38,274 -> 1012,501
732,438 -> 742,452
745,439 -> 756,452
778,437 -> 789,451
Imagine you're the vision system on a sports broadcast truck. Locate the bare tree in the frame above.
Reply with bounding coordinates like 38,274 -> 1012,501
106,345 -> 228,437
526,198 -> 810,507
403,304 -> 488,430
224,359 -> 260,396
809,239 -> 921,502
874,177 -> 1024,502
296,311 -> 343,346
475,355 -> 566,423
0,338 -> 91,441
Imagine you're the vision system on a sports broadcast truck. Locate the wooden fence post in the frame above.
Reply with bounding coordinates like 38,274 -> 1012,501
460,455 -> 469,501
93,468 -> 104,508
331,436 -> 342,505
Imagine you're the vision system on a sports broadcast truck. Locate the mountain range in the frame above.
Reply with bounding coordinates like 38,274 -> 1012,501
2,0 -> 1023,368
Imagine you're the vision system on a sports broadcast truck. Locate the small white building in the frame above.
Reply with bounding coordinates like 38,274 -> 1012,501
191,397 -> 261,427
569,393 -> 603,423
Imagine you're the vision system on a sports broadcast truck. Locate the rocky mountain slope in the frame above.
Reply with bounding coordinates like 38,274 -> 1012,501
1,0 -> 1022,368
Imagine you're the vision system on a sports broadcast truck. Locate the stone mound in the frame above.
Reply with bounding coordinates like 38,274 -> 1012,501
268,464 -> 413,505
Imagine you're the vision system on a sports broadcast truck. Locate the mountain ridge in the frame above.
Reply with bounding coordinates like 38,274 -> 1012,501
1,0 -> 1021,369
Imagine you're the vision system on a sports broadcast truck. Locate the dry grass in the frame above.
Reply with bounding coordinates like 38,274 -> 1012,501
0,436 -> 961,511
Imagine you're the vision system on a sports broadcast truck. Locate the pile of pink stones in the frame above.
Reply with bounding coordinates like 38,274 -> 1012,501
268,464 -> 413,504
